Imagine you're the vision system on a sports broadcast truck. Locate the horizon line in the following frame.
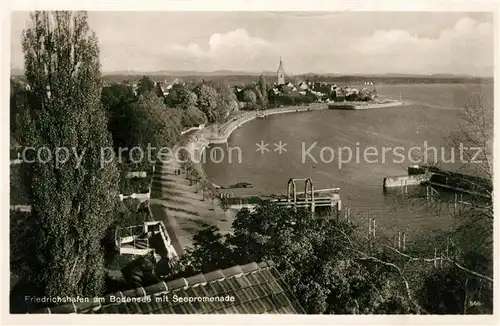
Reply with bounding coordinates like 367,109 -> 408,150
10,68 -> 494,79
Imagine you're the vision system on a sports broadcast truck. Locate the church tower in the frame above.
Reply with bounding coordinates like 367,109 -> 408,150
277,57 -> 285,85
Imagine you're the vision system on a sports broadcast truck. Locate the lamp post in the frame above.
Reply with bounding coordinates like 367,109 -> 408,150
309,164 -> 316,180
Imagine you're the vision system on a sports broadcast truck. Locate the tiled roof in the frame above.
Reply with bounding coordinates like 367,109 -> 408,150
34,260 -> 305,314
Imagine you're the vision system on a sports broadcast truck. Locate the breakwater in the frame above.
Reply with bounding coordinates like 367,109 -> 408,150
383,174 -> 430,189
328,100 -> 404,110
383,164 -> 491,199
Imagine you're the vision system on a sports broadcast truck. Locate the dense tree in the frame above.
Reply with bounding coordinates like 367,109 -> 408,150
242,89 -> 257,106
258,75 -> 268,109
121,254 -> 160,288
161,83 -> 209,127
133,91 -> 181,149
213,82 -> 239,118
163,84 -> 180,107
174,202 -> 412,314
18,11 -> 120,298
184,225 -> 233,273
267,88 -> 278,108
137,75 -> 155,96
415,91 -> 494,314
416,264 -> 491,314
181,105 -> 208,128
164,106 -> 184,139
118,200 -> 150,227
164,83 -> 197,108
182,89 -> 199,108
155,81 -> 165,98
181,89 -> 198,108
270,91 -> 317,107
330,90 -> 338,101
254,87 -> 264,107
345,92 -> 359,101
175,81 -> 239,123
101,83 -> 137,149
194,83 -> 220,123
10,80 -> 29,147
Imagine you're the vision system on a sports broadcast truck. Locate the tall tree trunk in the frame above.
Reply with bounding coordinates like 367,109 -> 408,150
19,11 -> 119,298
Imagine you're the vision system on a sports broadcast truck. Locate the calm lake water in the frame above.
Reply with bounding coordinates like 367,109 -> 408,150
203,83 -> 493,238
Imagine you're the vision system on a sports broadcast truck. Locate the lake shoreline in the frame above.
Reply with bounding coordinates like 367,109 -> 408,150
183,103 -> 329,190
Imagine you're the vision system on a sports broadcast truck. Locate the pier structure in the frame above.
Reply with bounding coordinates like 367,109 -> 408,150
383,164 -> 491,199
287,178 -> 315,212
220,178 -> 341,215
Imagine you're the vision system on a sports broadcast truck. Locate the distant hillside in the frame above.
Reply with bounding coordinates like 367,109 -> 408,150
11,68 -> 24,76
104,70 -> 276,77
11,69 -> 492,85
292,74 -> 493,85
101,73 -> 493,86
101,73 -> 277,85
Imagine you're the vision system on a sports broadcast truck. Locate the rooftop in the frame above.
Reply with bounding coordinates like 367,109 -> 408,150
34,260 -> 305,314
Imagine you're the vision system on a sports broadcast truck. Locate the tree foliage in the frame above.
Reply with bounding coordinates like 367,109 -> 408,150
10,80 -> 29,147
165,83 -> 197,108
181,105 -> 208,128
133,91 -> 181,149
213,82 -> 239,119
18,11 -> 120,298
258,75 -> 268,109
121,254 -> 161,289
155,82 -> 165,98
194,83 -> 220,123
137,75 -> 155,97
242,88 -> 257,104
114,199 -> 150,229
416,91 -> 494,314
174,203 -> 415,314
101,83 -> 137,149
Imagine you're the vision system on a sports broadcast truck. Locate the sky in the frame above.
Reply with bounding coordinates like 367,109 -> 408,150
10,11 -> 494,76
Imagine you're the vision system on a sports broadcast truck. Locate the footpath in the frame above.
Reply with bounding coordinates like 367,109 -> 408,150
149,145 -> 234,255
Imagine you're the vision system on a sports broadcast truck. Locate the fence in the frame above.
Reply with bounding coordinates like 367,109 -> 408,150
337,185 -> 492,280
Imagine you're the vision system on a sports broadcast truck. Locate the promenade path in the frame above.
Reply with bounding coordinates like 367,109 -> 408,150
150,145 -> 234,255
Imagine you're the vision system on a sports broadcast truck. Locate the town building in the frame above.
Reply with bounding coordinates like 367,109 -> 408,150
115,220 -> 178,261
298,82 -> 308,90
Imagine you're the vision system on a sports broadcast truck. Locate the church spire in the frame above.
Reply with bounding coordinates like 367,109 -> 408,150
277,56 -> 285,85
